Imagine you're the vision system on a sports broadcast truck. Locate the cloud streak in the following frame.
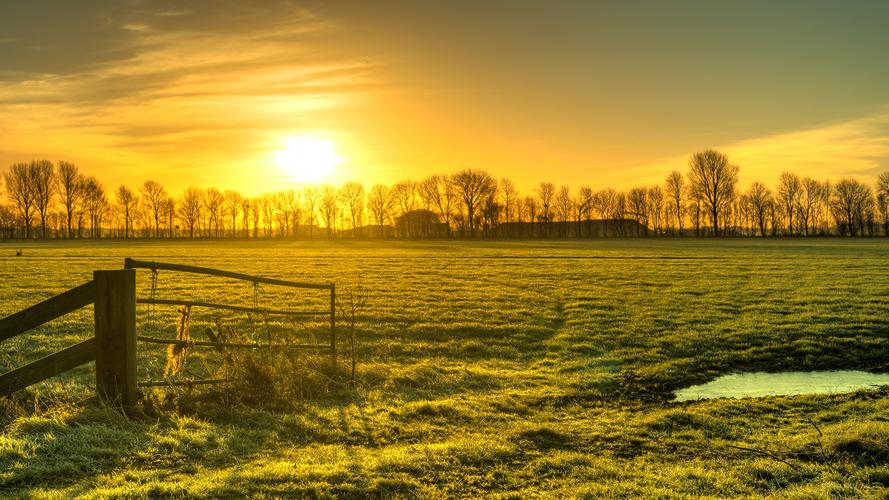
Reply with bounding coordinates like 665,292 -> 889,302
0,1 -> 380,193
615,109 -> 889,190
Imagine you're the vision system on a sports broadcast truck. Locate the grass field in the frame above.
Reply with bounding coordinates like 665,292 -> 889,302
1,239 -> 889,498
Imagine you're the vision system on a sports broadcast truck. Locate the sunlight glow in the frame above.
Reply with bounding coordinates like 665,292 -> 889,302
274,136 -> 343,183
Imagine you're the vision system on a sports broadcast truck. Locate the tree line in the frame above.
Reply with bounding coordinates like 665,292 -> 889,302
1,150 -> 888,239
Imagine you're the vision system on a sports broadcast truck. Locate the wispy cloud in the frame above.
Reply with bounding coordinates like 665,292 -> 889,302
723,109 -> 889,184
616,109 -> 889,189
0,2 -> 381,194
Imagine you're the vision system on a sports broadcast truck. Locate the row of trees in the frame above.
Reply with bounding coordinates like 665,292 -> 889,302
2,150 -> 888,239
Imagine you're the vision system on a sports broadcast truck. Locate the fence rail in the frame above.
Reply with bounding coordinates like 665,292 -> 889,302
0,259 -> 337,410
125,258 -> 337,387
124,257 -> 336,364
135,298 -> 328,318
0,281 -> 95,342
124,258 -> 333,290
0,338 -> 96,396
0,271 -> 135,406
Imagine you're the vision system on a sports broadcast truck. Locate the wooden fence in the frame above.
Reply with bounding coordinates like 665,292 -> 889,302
0,260 -> 335,408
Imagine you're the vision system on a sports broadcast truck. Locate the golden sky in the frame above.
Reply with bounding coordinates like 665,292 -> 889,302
1,0 -> 888,195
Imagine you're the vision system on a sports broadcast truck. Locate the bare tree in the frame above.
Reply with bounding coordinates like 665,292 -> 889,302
878,172 -> 889,237
648,185 -> 665,235
417,176 -> 439,237
141,180 -> 167,237
534,181 -> 555,237
831,178 -> 873,236
240,197 -> 253,238
116,185 -> 137,238
452,169 -> 496,237
223,190 -> 243,238
391,181 -> 417,237
500,177 -> 518,225
777,171 -> 802,236
367,184 -> 393,237
320,185 -> 339,238
0,204 -> 16,239
340,182 -> 365,235
4,163 -> 35,238
521,196 -> 538,237
29,160 -> 55,238
687,150 -> 738,237
665,170 -> 685,235
574,185 -> 594,237
592,188 -> 617,237
162,197 -> 176,237
179,187 -> 203,238
249,197 -> 260,238
428,175 -> 457,235
82,176 -> 107,238
628,187 -> 649,234
258,195 -> 274,237
203,188 -> 224,237
536,181 -> 555,224
56,161 -> 83,238
745,182 -> 772,237
798,178 -> 820,237
302,187 -> 319,238
555,185 -> 572,236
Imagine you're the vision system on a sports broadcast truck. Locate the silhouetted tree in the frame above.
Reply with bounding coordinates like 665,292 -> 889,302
878,172 -> 889,236
116,185 -> 137,238
224,190 -> 242,238
141,180 -> 167,238
302,187 -> 319,239
574,185 -> 593,237
592,188 -> 616,236
798,178 -> 821,236
56,161 -> 83,238
777,171 -> 802,236
687,150 -> 738,237
391,181 -> 417,237
831,178 -> 873,236
4,163 -> 34,238
428,175 -> 457,236
500,177 -> 518,226
28,160 -> 55,239
340,182 -> 365,235
82,176 -> 107,238
628,187 -> 649,234
665,170 -> 685,235
453,169 -> 496,237
522,196 -> 538,237
204,187 -> 223,237
320,185 -> 339,238
179,187 -> 203,238
367,184 -> 393,237
745,182 -> 772,237
648,185 -> 665,235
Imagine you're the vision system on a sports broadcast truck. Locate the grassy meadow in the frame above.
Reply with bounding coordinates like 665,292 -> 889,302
1,238 -> 889,498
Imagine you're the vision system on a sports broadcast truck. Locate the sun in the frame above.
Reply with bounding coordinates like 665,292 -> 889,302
274,136 -> 343,183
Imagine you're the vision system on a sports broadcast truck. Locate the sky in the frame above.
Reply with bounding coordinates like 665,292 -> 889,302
1,0 -> 888,195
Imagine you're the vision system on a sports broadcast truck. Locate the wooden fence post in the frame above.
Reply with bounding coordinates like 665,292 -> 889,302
94,269 -> 137,408
330,284 -> 336,366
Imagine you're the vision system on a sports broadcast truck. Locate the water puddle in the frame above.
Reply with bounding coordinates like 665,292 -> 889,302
673,371 -> 889,402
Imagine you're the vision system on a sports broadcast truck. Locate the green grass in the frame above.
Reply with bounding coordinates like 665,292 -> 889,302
1,238 -> 888,498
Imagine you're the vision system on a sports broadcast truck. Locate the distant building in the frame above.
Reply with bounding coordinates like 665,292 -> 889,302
395,209 -> 450,238
492,219 -> 649,238
337,224 -> 396,238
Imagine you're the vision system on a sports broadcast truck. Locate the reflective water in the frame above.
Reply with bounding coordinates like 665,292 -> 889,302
673,371 -> 889,402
